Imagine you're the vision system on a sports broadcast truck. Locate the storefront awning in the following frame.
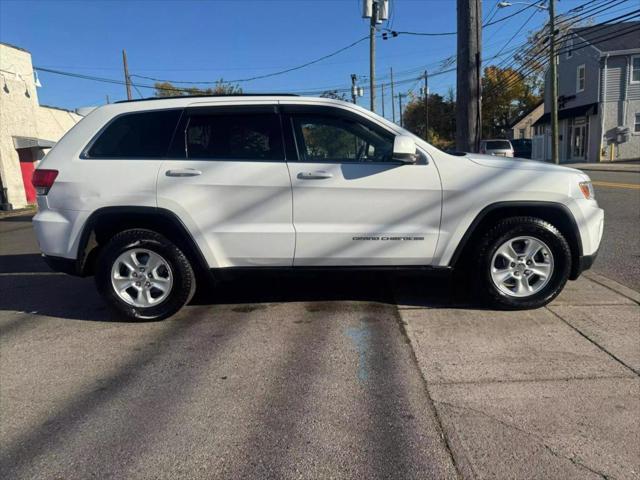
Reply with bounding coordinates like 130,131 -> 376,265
533,102 -> 598,127
12,136 -> 56,149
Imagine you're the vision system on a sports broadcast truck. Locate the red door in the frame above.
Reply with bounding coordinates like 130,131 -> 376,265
18,148 -> 36,204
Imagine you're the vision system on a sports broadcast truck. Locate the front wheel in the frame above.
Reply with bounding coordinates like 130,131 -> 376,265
95,229 -> 196,321
476,217 -> 571,310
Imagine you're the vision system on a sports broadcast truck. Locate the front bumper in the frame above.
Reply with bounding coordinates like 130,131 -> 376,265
570,248 -> 599,280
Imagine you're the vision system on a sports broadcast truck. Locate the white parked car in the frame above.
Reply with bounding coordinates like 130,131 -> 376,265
32,95 -> 603,320
480,139 -> 515,157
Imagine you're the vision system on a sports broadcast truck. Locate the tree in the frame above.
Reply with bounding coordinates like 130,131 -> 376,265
154,79 -> 242,97
401,90 -> 456,149
481,65 -> 541,138
320,90 -> 349,101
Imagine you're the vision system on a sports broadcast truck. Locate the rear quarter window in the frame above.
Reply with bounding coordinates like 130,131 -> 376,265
87,109 -> 181,158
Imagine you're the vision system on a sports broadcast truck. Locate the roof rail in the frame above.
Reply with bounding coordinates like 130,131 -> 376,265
114,93 -> 300,104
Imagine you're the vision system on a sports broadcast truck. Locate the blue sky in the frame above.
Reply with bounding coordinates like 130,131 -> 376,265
0,0 -> 630,117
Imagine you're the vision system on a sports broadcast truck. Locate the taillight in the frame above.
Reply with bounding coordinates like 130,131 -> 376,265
32,169 -> 59,195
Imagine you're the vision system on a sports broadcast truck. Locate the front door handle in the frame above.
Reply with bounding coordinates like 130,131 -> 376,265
298,171 -> 333,180
165,168 -> 202,177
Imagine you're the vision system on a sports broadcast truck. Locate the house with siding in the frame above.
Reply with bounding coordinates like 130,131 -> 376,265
532,21 -> 640,163
509,100 -> 543,140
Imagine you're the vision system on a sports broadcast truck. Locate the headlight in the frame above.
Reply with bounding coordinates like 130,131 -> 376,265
578,181 -> 595,200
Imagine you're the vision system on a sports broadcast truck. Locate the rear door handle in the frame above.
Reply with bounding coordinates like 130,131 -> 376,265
297,171 -> 333,180
165,168 -> 202,177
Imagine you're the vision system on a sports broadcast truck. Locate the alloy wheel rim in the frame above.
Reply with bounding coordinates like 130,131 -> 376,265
490,236 -> 554,298
110,249 -> 173,307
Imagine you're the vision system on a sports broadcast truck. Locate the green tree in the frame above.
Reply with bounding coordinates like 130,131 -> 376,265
481,65 -> 541,138
154,79 -> 242,97
402,90 -> 456,149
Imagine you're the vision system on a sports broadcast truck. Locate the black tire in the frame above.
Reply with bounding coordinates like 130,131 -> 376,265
475,217 -> 571,310
95,229 -> 196,321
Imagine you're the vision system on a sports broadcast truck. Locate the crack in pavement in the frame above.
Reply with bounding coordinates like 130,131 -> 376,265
434,399 -> 610,480
545,306 -> 640,377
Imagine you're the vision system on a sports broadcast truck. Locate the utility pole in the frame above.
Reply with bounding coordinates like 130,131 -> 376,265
398,93 -> 405,127
381,83 -> 385,117
456,0 -> 482,152
363,1 -> 389,112
390,67 -> 396,123
549,0 -> 559,164
122,49 -> 132,101
369,1 -> 378,112
106,94 -> 111,104
351,74 -> 358,104
424,70 -> 429,142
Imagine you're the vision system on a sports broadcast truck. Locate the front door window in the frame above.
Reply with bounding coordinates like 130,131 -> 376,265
293,115 -> 394,163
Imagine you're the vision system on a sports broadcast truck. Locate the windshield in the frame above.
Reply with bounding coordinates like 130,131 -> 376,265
485,140 -> 512,150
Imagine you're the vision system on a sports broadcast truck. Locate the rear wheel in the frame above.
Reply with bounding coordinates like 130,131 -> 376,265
95,229 -> 196,321
476,217 -> 571,309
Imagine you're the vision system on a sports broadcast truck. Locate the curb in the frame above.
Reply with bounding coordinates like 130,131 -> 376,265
577,167 -> 640,174
0,208 -> 37,220
583,271 -> 640,305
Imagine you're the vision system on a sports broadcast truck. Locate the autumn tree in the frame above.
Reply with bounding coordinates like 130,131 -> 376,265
154,79 -> 242,97
481,65 -> 541,138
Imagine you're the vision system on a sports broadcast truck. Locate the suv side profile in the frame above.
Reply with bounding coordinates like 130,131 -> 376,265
32,95 -> 604,321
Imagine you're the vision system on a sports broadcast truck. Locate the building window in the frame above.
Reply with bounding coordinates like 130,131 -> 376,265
577,65 -> 586,92
632,56 -> 640,84
635,113 -> 640,133
566,37 -> 573,59
519,128 -> 526,138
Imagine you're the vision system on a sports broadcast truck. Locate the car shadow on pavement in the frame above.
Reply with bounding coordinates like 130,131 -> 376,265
0,252 -> 477,325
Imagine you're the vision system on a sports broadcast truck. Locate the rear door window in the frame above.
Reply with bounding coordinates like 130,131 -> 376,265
485,140 -> 512,150
87,109 -> 181,158
185,113 -> 283,161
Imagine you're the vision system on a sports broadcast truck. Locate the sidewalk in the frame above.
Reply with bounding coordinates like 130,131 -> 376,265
393,274 -> 640,479
565,160 -> 640,173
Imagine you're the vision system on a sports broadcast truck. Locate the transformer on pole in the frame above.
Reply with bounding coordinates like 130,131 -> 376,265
362,0 -> 389,112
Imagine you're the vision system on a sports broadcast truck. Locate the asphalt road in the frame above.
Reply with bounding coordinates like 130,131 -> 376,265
587,170 -> 640,291
0,216 -> 458,479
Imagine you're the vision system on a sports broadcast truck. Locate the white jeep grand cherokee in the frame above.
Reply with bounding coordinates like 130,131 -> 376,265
32,95 -> 604,320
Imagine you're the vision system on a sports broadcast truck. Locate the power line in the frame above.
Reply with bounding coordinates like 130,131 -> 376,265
130,35 -> 370,85
483,14 -> 640,95
32,0 -> 633,101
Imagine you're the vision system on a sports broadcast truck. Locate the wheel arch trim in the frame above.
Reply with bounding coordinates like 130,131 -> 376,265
448,201 -> 584,271
75,206 -> 210,276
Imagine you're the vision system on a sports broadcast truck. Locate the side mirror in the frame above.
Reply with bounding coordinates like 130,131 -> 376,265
392,135 -> 418,163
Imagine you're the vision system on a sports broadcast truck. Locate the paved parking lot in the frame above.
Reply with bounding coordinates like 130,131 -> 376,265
1,214 -> 639,479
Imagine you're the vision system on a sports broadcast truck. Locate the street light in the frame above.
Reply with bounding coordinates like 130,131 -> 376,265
497,1 -> 547,9
499,0 -> 559,164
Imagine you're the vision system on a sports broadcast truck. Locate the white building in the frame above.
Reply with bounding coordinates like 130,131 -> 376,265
0,42 -> 82,210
